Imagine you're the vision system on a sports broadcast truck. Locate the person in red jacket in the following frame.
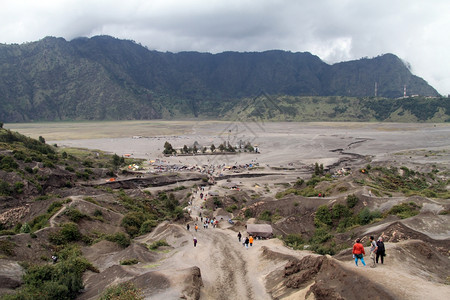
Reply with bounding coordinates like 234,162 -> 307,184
352,238 -> 366,266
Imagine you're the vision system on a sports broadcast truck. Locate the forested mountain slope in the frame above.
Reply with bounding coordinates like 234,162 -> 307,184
0,36 -> 443,122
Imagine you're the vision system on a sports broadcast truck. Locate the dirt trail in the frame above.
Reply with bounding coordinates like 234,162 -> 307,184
134,187 -> 277,300
337,243 -> 450,300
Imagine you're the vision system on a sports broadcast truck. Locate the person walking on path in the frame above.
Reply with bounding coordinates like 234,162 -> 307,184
193,237 -> 197,247
369,236 -> 378,268
244,237 -> 249,249
237,232 -> 242,242
352,238 -> 366,267
195,224 -> 198,232
249,236 -> 254,247
376,237 -> 386,264
186,224 -> 190,231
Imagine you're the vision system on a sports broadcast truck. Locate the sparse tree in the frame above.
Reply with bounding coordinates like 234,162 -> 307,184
163,141 -> 175,155
210,144 -> 216,153
183,145 -> 189,154
218,143 -> 225,152
245,142 -> 254,152
112,154 -> 123,167
314,162 -> 320,176
38,136 -> 46,144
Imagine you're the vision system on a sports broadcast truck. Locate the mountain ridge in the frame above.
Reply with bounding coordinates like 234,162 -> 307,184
0,35 -> 443,122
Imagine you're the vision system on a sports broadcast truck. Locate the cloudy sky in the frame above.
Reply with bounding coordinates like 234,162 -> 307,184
1,0 -> 449,95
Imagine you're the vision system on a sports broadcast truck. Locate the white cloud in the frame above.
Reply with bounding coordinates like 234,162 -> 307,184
0,0 -> 449,94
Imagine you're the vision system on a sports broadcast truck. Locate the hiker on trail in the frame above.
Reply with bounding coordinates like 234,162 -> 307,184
51,255 -> 58,264
369,236 -> 378,268
352,239 -> 366,267
237,232 -> 242,242
193,237 -> 197,247
195,224 -> 198,232
244,237 -> 250,249
376,237 -> 386,264
249,236 -> 254,247
187,224 -> 190,231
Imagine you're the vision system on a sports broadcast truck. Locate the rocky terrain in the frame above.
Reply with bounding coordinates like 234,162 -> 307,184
0,121 -> 449,299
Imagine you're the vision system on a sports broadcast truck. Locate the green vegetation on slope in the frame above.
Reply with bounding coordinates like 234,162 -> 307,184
0,36 -> 443,122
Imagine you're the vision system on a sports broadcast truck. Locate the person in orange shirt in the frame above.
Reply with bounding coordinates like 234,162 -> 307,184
352,238 -> 366,266
195,224 -> 198,232
249,236 -> 254,247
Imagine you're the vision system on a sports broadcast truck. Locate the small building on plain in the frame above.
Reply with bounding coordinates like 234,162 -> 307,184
246,224 -> 273,239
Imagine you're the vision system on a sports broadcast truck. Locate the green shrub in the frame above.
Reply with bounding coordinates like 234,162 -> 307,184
298,186 -> 321,197
140,219 -> 158,234
122,212 -> 147,237
332,204 -> 351,220
314,205 -> 332,226
358,208 -> 372,225
226,204 -> 238,213
105,232 -> 131,248
336,216 -> 358,232
14,182 -> 24,194
259,210 -> 272,222
213,197 -> 222,207
346,194 -> 359,208
0,156 -> 19,171
283,234 -> 304,250
49,223 -> 82,245
47,201 -> 64,214
13,222 -> 22,233
99,282 -> 143,300
0,230 -> 16,236
387,202 -> 421,219
172,206 -> 185,220
0,240 -> 15,256
84,197 -> 99,205
310,244 -> 336,255
337,186 -> 348,192
149,240 -> 169,250
30,214 -> 51,231
4,245 -> 97,300
0,180 -> 12,196
310,226 -> 333,244
295,179 -> 304,186
244,209 -> 253,218
120,259 -> 139,265
20,223 -> 31,233
65,208 -> 90,223
306,176 -> 321,187
93,209 -> 103,217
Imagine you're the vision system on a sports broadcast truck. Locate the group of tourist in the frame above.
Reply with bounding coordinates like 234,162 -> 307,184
237,231 -> 254,249
352,236 -> 386,267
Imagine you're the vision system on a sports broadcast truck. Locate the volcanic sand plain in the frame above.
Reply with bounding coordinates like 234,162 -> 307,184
4,121 -> 450,299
